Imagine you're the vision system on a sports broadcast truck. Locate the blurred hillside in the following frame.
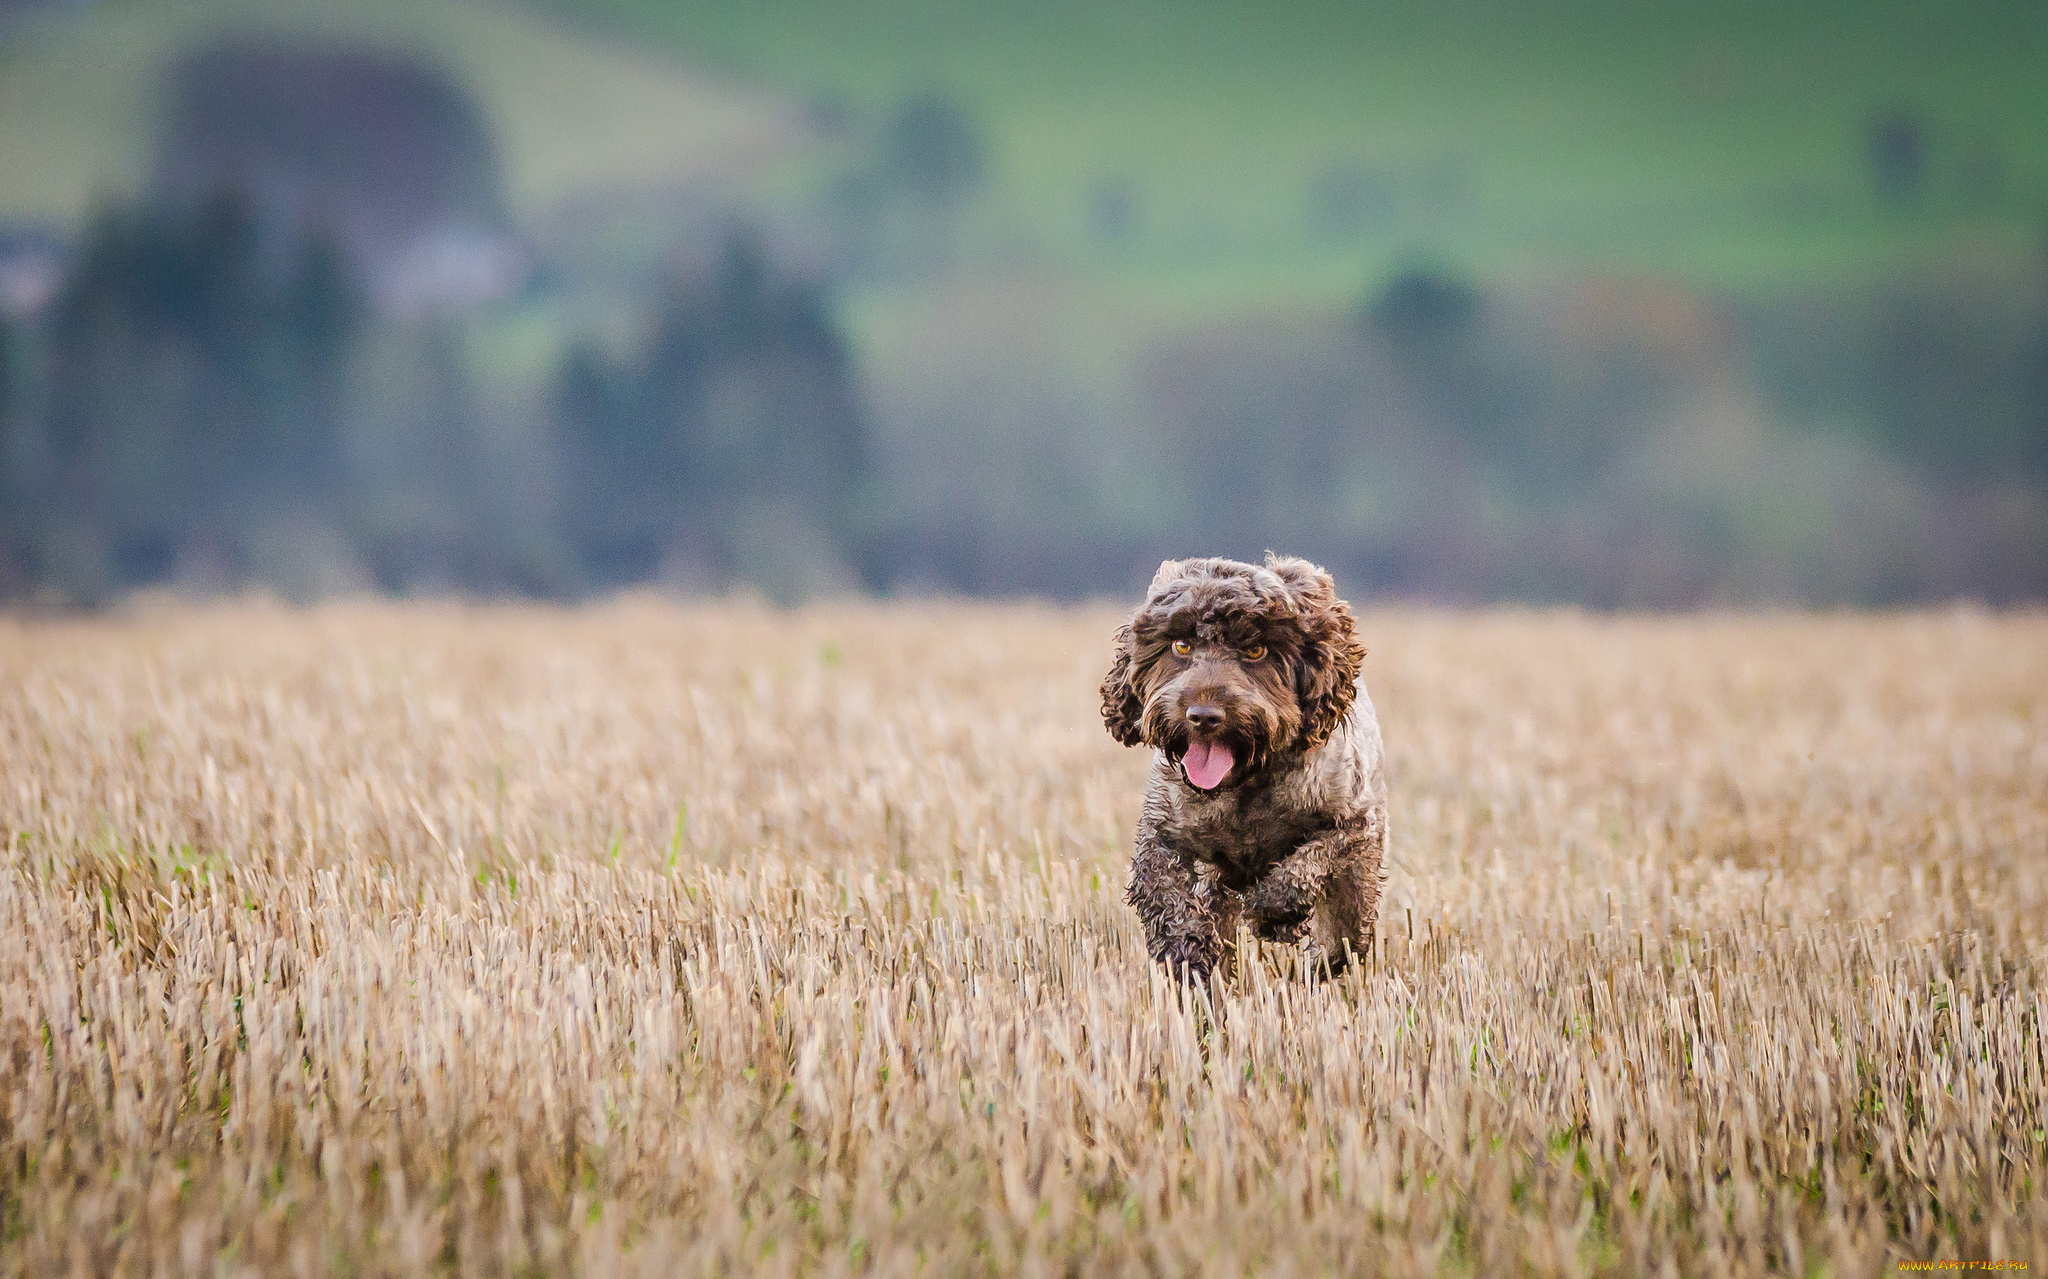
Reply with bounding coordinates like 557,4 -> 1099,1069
0,0 -> 803,226
544,0 -> 2048,293
1,0 -> 2044,605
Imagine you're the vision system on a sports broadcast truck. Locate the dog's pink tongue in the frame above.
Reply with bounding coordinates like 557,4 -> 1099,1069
1182,741 -> 1234,790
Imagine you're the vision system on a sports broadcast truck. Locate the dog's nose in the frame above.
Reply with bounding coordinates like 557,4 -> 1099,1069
1185,703 -> 1224,732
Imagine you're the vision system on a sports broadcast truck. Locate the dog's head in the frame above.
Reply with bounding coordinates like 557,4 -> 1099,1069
1099,554 -> 1366,790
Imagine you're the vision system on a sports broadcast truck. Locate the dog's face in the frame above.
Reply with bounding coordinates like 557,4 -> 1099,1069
1099,554 -> 1367,790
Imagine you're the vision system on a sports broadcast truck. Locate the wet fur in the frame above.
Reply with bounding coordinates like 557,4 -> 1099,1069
1101,554 -> 1386,981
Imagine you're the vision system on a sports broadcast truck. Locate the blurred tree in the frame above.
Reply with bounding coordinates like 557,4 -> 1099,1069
41,188 -> 369,601
1368,267 -> 1480,337
817,91 -> 989,280
555,340 -> 671,583
347,318 -> 566,597
1364,264 -> 1511,457
1747,263 -> 2048,487
278,232 -> 366,492
1867,108 -> 1928,207
156,41 -> 506,266
1365,266 -> 1685,502
555,230 -> 869,595
0,314 -> 18,593
1863,286 -> 2048,480
0,314 -> 12,458
1087,176 -> 1140,247
884,93 -> 985,208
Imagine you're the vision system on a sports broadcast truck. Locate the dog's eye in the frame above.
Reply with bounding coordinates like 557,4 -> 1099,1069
1243,645 -> 1266,660
1171,639 -> 1192,657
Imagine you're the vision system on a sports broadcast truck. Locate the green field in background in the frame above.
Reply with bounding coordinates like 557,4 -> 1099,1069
3,0 -> 2044,380
550,0 -> 2048,294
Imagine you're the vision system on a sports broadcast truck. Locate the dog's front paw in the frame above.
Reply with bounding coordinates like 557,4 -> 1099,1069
1298,935 -> 1353,978
1247,878 -> 1314,942
1253,914 -> 1312,945
1156,937 -> 1218,984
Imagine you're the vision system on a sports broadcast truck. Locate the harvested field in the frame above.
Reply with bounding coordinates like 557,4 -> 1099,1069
2,601 -> 2045,1276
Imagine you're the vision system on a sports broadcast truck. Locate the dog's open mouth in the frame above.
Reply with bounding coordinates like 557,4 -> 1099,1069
1180,740 -> 1235,790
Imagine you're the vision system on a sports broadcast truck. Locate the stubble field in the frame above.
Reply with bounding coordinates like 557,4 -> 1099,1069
2,601 -> 2045,1276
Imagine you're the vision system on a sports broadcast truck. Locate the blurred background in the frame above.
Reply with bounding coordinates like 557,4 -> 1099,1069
0,0 -> 2043,607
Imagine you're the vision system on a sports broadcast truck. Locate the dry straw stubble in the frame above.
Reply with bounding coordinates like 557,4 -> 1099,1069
1,600 -> 2045,1276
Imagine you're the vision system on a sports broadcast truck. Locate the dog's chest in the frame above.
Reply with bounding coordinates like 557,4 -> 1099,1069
1156,780 -> 1333,887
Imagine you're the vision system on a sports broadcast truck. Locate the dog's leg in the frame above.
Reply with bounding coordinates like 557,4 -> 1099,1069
1308,839 -> 1384,976
1194,867 -> 1245,979
1126,831 -> 1222,982
1248,807 -> 1386,973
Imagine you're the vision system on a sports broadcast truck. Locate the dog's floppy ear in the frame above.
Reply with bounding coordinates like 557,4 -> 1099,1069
1099,620 -> 1147,746
1267,554 -> 1366,751
1102,562 -> 1182,747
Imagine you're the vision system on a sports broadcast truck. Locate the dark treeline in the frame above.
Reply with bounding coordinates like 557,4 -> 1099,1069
0,35 -> 885,607
1115,262 -> 2048,606
4,209 -> 2048,606
2,36 -> 2044,607
0,188 -> 871,606
32,193 -> 361,601
6,32 -> 2048,608
555,234 -> 866,597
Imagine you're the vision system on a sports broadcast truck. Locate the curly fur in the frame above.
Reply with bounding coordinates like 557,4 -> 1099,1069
1101,554 -> 1387,982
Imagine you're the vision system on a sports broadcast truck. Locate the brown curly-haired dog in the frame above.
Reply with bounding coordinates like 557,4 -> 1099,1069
1100,554 -> 1386,981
